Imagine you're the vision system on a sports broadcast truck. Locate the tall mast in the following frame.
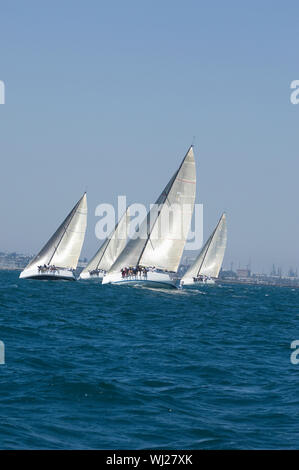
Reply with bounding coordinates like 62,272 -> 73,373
196,213 -> 225,276
47,194 -> 84,266
95,206 -> 129,270
137,145 -> 193,267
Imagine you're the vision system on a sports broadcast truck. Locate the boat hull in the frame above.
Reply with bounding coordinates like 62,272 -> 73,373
102,271 -> 177,289
180,277 -> 215,288
19,267 -> 76,281
79,271 -> 105,280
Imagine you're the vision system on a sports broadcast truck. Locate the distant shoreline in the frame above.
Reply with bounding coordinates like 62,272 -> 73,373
1,267 -> 298,289
0,267 -> 21,271
217,279 -> 299,289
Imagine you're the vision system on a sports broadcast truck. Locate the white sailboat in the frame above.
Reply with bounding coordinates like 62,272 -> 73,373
102,146 -> 196,289
180,212 -> 227,287
79,207 -> 130,280
20,193 -> 87,281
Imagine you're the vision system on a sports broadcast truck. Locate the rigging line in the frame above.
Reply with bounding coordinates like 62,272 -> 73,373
196,214 -> 223,276
47,196 -> 83,266
137,146 -> 193,267
95,206 -> 129,270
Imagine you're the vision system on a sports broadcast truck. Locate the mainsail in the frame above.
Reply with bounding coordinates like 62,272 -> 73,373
182,212 -> 227,280
25,193 -> 87,270
108,146 -> 196,273
81,206 -> 130,274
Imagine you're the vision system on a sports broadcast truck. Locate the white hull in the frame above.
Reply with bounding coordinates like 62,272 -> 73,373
102,271 -> 177,289
19,266 -> 76,281
180,277 -> 215,288
79,271 -> 105,280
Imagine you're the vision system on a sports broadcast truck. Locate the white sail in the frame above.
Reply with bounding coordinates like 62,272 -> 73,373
24,193 -> 87,271
182,212 -> 227,280
81,206 -> 130,274
108,146 -> 196,273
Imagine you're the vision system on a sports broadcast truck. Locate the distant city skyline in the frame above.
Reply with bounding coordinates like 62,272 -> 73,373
0,0 -> 298,274
1,249 -> 298,279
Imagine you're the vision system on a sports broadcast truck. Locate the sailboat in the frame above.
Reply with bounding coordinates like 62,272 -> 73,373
180,212 -> 227,287
79,206 -> 130,280
102,146 -> 196,289
20,193 -> 87,281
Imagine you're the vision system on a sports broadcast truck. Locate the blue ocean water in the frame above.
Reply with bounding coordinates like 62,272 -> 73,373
0,269 -> 298,449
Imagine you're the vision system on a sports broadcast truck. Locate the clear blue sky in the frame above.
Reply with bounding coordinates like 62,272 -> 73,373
0,0 -> 298,274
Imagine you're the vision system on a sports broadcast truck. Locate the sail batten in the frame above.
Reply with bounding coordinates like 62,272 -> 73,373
182,213 -> 227,280
24,193 -> 87,271
108,146 -> 196,273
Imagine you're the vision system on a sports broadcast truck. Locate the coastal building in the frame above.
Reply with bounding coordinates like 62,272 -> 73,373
236,268 -> 251,279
